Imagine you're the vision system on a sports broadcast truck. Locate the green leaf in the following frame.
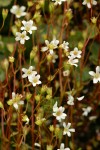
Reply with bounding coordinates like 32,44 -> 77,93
82,67 -> 90,81
0,68 -> 6,82
68,30 -> 83,48
88,25 -> 99,39
89,42 -> 99,65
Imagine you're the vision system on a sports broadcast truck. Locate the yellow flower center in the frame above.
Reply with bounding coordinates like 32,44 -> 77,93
73,51 -> 78,55
56,110 -> 62,116
26,26 -> 30,31
16,9 -> 21,16
33,78 -> 38,83
94,73 -> 100,79
27,70 -> 31,75
48,44 -> 54,50
64,128 -> 68,132
21,34 -> 25,39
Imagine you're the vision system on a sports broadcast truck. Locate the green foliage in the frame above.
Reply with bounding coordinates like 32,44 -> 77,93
68,30 -> 83,48
82,67 -> 90,81
89,42 -> 99,65
0,0 -> 12,6
0,68 -> 5,82
87,24 -> 99,39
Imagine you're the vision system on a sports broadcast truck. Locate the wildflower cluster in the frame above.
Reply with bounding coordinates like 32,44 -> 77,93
42,38 -> 82,67
10,5 -> 37,44
7,92 -> 24,110
82,0 -> 97,8
0,0 -> 99,150
22,66 -> 41,87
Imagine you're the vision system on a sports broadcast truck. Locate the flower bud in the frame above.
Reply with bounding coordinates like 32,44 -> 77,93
11,25 -> 18,36
91,17 -> 97,24
33,46 -> 38,52
47,54 -> 52,62
55,126 -> 60,137
49,125 -> 54,132
33,11 -> 41,22
36,4 -> 41,10
47,87 -> 52,95
35,95 -> 41,102
65,9 -> 73,21
30,50 -> 36,59
26,92 -> 32,101
35,118 -> 46,126
41,85 -> 47,93
55,81 -> 60,89
27,1 -> 33,7
48,75 -> 54,81
78,42 -> 84,49
35,119 -> 43,126
15,20 -> 21,28
47,145 -> 53,150
70,30 -> 76,36
2,9 -> 8,20
46,95 -> 52,100
9,56 -> 15,63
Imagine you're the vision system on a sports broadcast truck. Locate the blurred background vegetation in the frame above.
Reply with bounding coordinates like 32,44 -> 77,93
0,0 -> 100,150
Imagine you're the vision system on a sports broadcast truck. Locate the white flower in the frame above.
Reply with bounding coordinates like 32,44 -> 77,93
22,66 -> 37,79
53,102 -> 67,122
77,96 -> 84,101
51,52 -> 58,63
47,52 -> 58,63
21,20 -> 37,34
89,66 -> 100,84
57,143 -> 70,150
63,70 -> 70,76
7,92 -> 24,110
10,5 -> 26,18
68,56 -> 79,67
15,31 -> 30,44
29,74 -> 42,87
69,47 -> 82,59
52,0 -> 67,5
60,41 -> 69,52
82,0 -> 97,8
82,106 -> 92,116
63,122 -> 75,136
67,95 -> 74,105
34,143 -> 41,147
41,37 -> 59,54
